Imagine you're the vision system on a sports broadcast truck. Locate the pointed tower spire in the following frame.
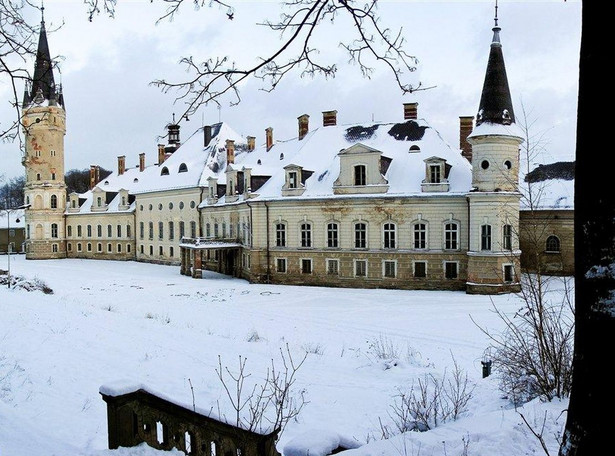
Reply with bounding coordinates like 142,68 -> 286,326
23,5 -> 62,108
475,1 -> 514,126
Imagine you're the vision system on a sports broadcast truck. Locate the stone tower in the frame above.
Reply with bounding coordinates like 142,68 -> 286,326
465,15 -> 523,294
22,12 -> 67,259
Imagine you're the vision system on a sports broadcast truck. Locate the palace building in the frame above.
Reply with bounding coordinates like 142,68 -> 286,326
22,12 -> 571,294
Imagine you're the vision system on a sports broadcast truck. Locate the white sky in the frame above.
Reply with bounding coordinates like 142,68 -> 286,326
0,0 -> 581,181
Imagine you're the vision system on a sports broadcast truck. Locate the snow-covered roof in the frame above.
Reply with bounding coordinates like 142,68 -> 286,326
519,160 -> 575,210
203,118 -> 473,206
66,122 -> 246,214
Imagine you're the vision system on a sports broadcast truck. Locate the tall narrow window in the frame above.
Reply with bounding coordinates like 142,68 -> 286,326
190,221 -> 197,238
97,225 -> 102,237
429,165 -> 441,183
276,223 -> 286,247
50,194 -> 58,209
327,222 -> 339,248
502,224 -> 512,250
117,224 -> 122,238
168,221 -> 174,240
148,222 -> 153,240
158,222 -> 164,240
504,264 -> 514,282
383,223 -> 396,249
78,225 -> 82,237
127,225 -> 131,238
51,223 -> 58,238
107,224 -> 112,238
67,225 -> 72,237
481,224 -> 492,251
87,225 -> 92,237
354,165 -> 366,186
414,223 -> 426,249
139,222 -> 144,240
179,221 -> 185,239
300,222 -> 312,248
444,223 -> 458,250
355,222 -> 367,248
288,171 -> 298,189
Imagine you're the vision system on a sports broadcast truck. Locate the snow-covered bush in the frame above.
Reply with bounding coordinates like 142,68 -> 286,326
0,274 -> 53,294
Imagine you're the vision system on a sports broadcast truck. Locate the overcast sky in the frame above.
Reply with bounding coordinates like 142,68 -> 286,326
0,0 -> 581,182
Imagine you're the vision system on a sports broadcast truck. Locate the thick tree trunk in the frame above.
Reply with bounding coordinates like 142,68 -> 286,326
559,3 -> 615,455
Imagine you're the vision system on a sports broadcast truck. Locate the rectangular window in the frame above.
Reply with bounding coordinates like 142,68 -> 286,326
383,260 -> 396,278
288,171 -> 298,189
414,223 -> 426,249
67,225 -> 72,237
430,165 -> 441,183
414,261 -> 426,278
127,225 -> 131,238
77,225 -> 82,237
445,262 -> 458,279
355,259 -> 367,277
354,165 -> 366,186
355,223 -> 367,249
140,222 -> 144,240
180,221 -> 185,239
301,258 -> 312,274
445,223 -> 458,250
169,221 -> 174,240
190,221 -> 197,238
300,223 -> 312,248
206,223 -> 211,238
327,223 -> 339,248
97,225 -> 102,237
158,222 -> 164,240
107,225 -> 112,238
276,223 -> 286,247
276,258 -> 287,273
383,223 -> 396,249
117,224 -> 122,238
481,225 -> 492,251
502,224 -> 512,250
326,259 -> 339,275
148,222 -> 154,240
504,264 -> 514,282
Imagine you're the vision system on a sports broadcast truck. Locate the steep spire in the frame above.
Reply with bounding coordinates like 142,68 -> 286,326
475,2 -> 514,126
23,6 -> 63,108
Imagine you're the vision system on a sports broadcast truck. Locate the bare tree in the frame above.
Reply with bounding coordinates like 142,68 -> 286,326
83,0 -> 424,122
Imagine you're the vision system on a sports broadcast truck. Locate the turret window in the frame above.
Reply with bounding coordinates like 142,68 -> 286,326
504,160 -> 512,170
481,225 -> 492,251
481,160 -> 490,170
502,224 -> 513,250
50,194 -> 58,209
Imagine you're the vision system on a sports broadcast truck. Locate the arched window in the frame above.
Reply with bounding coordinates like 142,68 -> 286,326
383,223 -> 396,249
354,165 -> 366,186
327,222 -> 339,248
97,224 -> 102,237
546,235 -> 561,253
50,194 -> 58,209
354,222 -> 367,248
161,167 -> 169,176
178,163 -> 188,173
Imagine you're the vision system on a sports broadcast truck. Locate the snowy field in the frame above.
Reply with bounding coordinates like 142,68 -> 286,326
0,256 -> 570,456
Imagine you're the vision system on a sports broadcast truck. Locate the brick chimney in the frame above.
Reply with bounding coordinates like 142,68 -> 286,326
266,127 -> 273,151
118,155 -> 126,176
89,165 -> 100,190
204,125 -> 212,147
139,153 -> 145,172
157,144 -> 166,165
459,116 -> 474,162
247,136 -> 256,151
298,114 -> 309,140
403,102 -> 418,120
322,110 -> 337,127
226,139 -> 235,165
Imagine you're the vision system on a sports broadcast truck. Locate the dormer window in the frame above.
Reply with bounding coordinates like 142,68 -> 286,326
429,165 -> 441,183
422,156 -> 450,192
161,167 -> 169,176
289,171 -> 298,189
354,165 -> 366,186
178,163 -> 188,173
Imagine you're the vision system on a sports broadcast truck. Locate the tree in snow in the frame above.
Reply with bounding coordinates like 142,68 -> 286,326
559,3 -> 615,455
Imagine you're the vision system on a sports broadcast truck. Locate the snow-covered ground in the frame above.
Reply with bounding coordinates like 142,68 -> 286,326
0,256 -> 569,455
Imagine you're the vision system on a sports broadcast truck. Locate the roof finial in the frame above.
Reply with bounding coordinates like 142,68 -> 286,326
491,0 -> 501,45
494,0 -> 499,27
41,0 -> 45,23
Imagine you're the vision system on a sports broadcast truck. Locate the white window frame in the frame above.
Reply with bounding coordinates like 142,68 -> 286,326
301,258 -> 313,274
413,260 -> 427,278
382,260 -> 397,278
444,261 -> 459,279
383,222 -> 396,249
326,258 -> 339,275
354,259 -> 368,277
276,258 -> 287,273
